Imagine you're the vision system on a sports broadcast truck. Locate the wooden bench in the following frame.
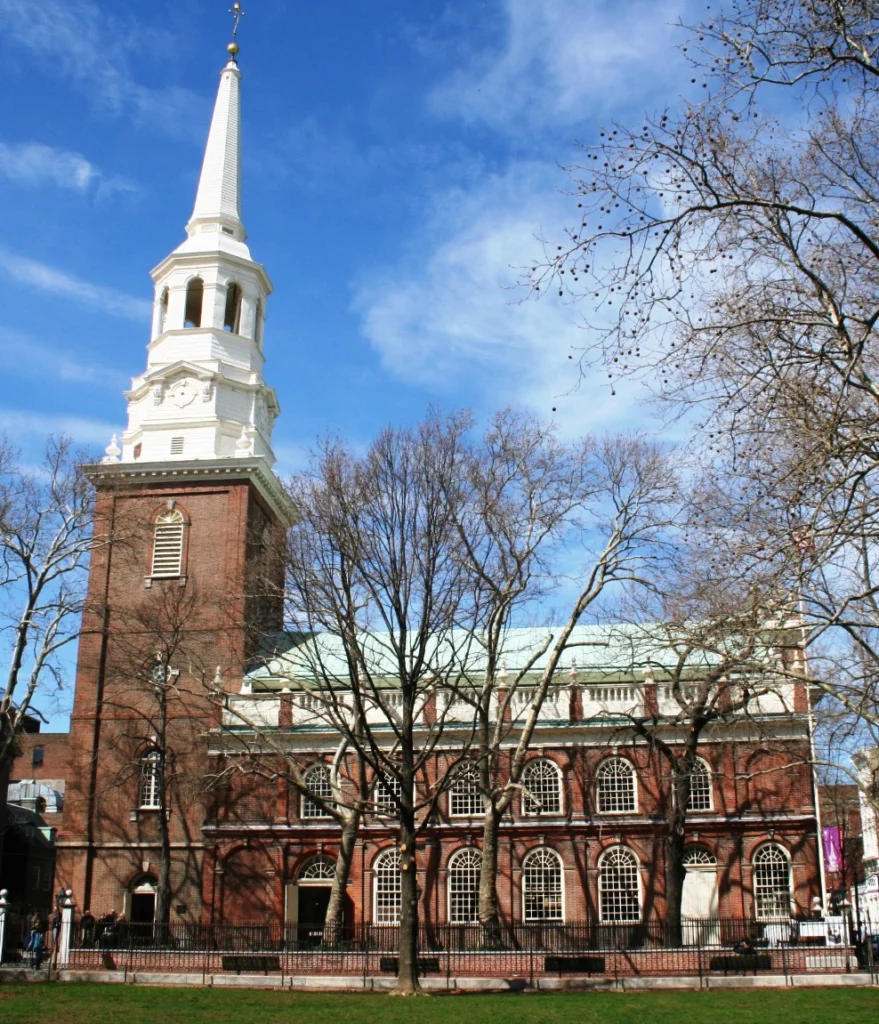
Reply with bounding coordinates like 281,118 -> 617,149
221,955 -> 281,974
545,956 -> 606,974
709,954 -> 772,974
379,957 -> 442,975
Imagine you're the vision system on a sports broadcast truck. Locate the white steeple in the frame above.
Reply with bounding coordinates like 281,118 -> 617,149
118,36 -> 280,470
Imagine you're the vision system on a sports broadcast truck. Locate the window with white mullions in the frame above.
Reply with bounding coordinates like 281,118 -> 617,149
599,846 -> 641,923
686,758 -> 713,811
450,763 -> 482,817
753,844 -> 791,920
522,759 -> 562,815
301,763 -> 333,819
596,758 -> 636,814
139,750 -> 162,809
375,772 -> 402,815
151,509 -> 185,577
299,856 -> 335,881
373,848 -> 401,923
448,848 -> 482,924
522,847 -> 564,921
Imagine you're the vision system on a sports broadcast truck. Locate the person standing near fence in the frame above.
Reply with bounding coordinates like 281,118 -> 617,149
29,915 -> 45,970
79,909 -> 95,948
49,907 -> 62,967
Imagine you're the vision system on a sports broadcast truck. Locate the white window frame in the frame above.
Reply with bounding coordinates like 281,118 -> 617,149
753,843 -> 792,921
139,750 -> 162,809
450,763 -> 482,817
598,845 -> 642,923
686,757 -> 713,812
301,763 -> 333,819
447,848 -> 482,924
522,847 -> 564,921
522,758 -> 562,816
375,772 -> 402,815
373,848 -> 402,924
596,757 -> 637,814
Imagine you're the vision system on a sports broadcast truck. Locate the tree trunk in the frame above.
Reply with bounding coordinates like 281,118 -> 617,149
478,804 -> 504,946
324,807 -> 360,944
665,828 -> 686,947
395,812 -> 420,994
156,796 -> 172,940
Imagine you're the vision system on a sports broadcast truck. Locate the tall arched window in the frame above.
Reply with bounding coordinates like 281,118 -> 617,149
598,846 -> 641,922
151,508 -> 185,578
301,763 -> 333,819
139,750 -> 162,809
448,848 -> 482,924
687,758 -> 713,811
596,758 -> 636,813
522,759 -> 562,815
373,848 -> 401,923
223,282 -> 242,333
450,763 -> 482,817
753,844 -> 791,920
522,847 -> 564,921
184,277 -> 204,328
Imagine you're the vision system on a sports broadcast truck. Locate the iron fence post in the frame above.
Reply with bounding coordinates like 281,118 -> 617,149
0,890 -> 7,964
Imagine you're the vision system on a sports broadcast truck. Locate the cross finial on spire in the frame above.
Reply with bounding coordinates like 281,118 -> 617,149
227,3 -> 245,60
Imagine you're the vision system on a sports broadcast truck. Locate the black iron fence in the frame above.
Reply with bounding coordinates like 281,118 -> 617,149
54,915 -> 877,981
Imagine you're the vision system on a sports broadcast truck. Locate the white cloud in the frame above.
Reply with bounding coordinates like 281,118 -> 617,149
429,0 -> 689,135
0,246 -> 151,321
0,409 -> 118,447
0,140 -> 137,196
354,160 -> 655,435
0,328 -> 126,388
4,0 -> 204,138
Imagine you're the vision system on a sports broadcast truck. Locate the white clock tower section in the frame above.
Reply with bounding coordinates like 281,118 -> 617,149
115,55 -> 279,467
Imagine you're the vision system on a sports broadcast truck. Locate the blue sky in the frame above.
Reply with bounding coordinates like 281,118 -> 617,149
0,0 -> 701,472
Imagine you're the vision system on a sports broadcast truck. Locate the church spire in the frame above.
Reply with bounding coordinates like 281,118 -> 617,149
186,55 -> 244,241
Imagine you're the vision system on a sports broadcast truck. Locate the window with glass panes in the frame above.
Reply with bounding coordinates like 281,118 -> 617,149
448,848 -> 482,924
596,758 -> 636,813
301,764 -> 333,819
686,758 -> 713,811
753,845 -> 791,920
450,763 -> 482,817
374,848 -> 402,923
522,759 -> 562,815
599,846 -> 641,922
522,848 -> 564,921
139,751 -> 162,808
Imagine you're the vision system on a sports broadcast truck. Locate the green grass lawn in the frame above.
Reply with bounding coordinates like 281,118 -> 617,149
0,984 -> 876,1024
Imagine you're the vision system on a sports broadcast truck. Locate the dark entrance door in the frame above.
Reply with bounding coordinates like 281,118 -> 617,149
298,886 -> 331,947
130,892 -> 155,946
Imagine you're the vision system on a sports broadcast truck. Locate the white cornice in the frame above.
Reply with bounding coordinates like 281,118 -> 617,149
86,456 -> 295,526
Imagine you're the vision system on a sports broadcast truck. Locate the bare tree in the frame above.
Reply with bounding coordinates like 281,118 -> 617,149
0,436 -> 98,772
434,417 -> 676,939
528,0 -> 879,745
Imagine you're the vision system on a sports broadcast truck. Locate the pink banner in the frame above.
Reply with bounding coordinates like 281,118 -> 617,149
822,826 -> 843,874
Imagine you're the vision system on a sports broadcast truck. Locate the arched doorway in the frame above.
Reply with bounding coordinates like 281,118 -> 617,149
128,876 -> 157,941
286,857 -> 335,947
681,847 -> 719,945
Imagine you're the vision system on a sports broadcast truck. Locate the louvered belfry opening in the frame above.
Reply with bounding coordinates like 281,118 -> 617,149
151,508 -> 186,577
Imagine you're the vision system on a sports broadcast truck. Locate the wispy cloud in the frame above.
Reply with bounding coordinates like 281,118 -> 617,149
428,0 -> 689,136
0,409 -> 118,447
0,246 -> 151,321
4,0 -> 205,138
0,140 -> 137,197
354,160 -> 654,435
0,328 -> 127,388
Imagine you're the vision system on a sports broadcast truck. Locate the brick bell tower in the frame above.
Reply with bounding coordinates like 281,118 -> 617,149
58,32 -> 291,924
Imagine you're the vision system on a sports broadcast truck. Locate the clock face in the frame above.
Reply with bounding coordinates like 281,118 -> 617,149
170,378 -> 198,408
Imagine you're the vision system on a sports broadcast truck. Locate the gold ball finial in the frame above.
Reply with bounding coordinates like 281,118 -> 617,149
227,41 -> 240,56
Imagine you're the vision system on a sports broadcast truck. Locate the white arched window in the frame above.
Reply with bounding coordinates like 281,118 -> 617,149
522,759 -> 562,815
448,848 -> 482,924
522,847 -> 564,921
301,764 -> 333,819
299,857 -> 335,881
157,287 -> 169,335
151,508 -> 185,578
375,772 -> 402,815
139,750 -> 162,809
753,844 -> 791,920
184,277 -> 204,328
223,282 -> 242,333
596,758 -> 636,814
450,763 -> 482,817
599,846 -> 641,923
687,758 -> 713,812
373,848 -> 401,923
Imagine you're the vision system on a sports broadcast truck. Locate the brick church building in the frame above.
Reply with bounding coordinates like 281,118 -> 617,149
19,43 -> 823,938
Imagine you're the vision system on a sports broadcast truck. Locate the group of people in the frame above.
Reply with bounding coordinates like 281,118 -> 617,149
76,909 -> 129,948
